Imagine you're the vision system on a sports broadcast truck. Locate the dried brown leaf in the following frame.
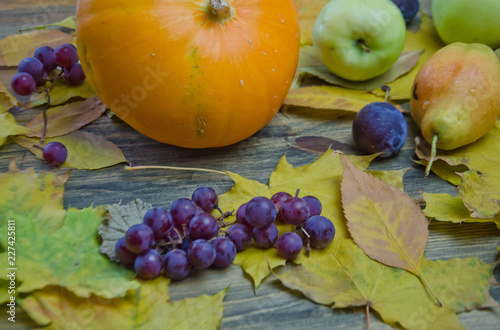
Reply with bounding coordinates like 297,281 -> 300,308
340,154 -> 429,275
25,96 -> 107,138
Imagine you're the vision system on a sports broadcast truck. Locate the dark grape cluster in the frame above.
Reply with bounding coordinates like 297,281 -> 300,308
115,187 -> 336,281
10,43 -> 87,167
11,43 -> 86,96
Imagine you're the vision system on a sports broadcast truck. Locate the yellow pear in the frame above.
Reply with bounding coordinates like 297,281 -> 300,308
410,42 -> 500,175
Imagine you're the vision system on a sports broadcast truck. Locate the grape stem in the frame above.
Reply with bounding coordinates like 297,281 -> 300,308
124,165 -> 228,176
295,189 -> 300,198
382,85 -> 391,102
217,210 -> 235,227
40,89 -> 50,144
299,226 -> 311,257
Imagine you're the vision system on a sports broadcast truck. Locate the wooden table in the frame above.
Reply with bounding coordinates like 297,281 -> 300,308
1,0 -> 499,329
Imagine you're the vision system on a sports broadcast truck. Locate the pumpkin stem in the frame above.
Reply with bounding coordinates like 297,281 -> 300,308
209,0 -> 233,21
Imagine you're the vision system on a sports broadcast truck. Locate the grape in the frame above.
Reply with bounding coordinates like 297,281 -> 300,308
187,239 -> 216,269
143,207 -> 173,239
36,71 -> 48,87
64,63 -> 86,86
252,223 -> 278,249
352,102 -> 408,157
235,202 -> 253,229
54,44 -> 78,67
195,206 -> 205,215
191,186 -> 218,212
227,224 -> 252,252
280,197 -> 310,226
271,191 -> 292,222
134,249 -> 162,279
180,237 -> 192,251
34,46 -> 57,72
10,72 -> 35,96
211,237 -> 236,268
245,196 -> 277,228
276,232 -> 303,260
302,195 -> 322,216
42,142 -> 68,167
271,192 -> 292,210
18,57 -> 45,82
303,215 -> 335,249
170,198 -> 197,229
163,249 -> 191,280
115,237 -> 137,265
188,212 -> 219,240
125,223 -> 154,254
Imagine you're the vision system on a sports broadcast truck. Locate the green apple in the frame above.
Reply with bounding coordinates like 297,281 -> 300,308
432,0 -> 500,49
312,0 -> 406,81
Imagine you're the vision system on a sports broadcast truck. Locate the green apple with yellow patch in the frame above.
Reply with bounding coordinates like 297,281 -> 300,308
312,0 -> 406,81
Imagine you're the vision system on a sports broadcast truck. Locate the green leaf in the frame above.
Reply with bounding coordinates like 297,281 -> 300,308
25,96 -> 107,138
299,50 -> 423,91
0,207 -> 139,299
0,112 -> 29,147
0,281 -> 10,305
276,238 -> 493,330
0,30 -> 73,67
21,279 -> 227,329
0,160 -> 68,233
13,130 -> 128,170
422,193 -> 500,228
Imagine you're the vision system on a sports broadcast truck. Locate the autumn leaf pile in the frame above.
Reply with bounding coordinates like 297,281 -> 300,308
0,1 -> 499,329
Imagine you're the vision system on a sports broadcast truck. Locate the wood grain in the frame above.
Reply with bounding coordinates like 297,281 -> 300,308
0,0 -> 499,329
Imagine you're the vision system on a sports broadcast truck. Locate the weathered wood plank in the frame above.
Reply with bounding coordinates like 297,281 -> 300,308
0,0 -> 499,329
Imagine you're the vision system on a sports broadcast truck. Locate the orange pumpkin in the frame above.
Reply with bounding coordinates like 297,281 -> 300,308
75,0 -> 300,148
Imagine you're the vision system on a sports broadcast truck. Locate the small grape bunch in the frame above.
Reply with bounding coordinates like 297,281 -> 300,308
115,186 -> 237,281
11,43 -> 86,96
230,190 -> 335,259
10,43 -> 87,167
